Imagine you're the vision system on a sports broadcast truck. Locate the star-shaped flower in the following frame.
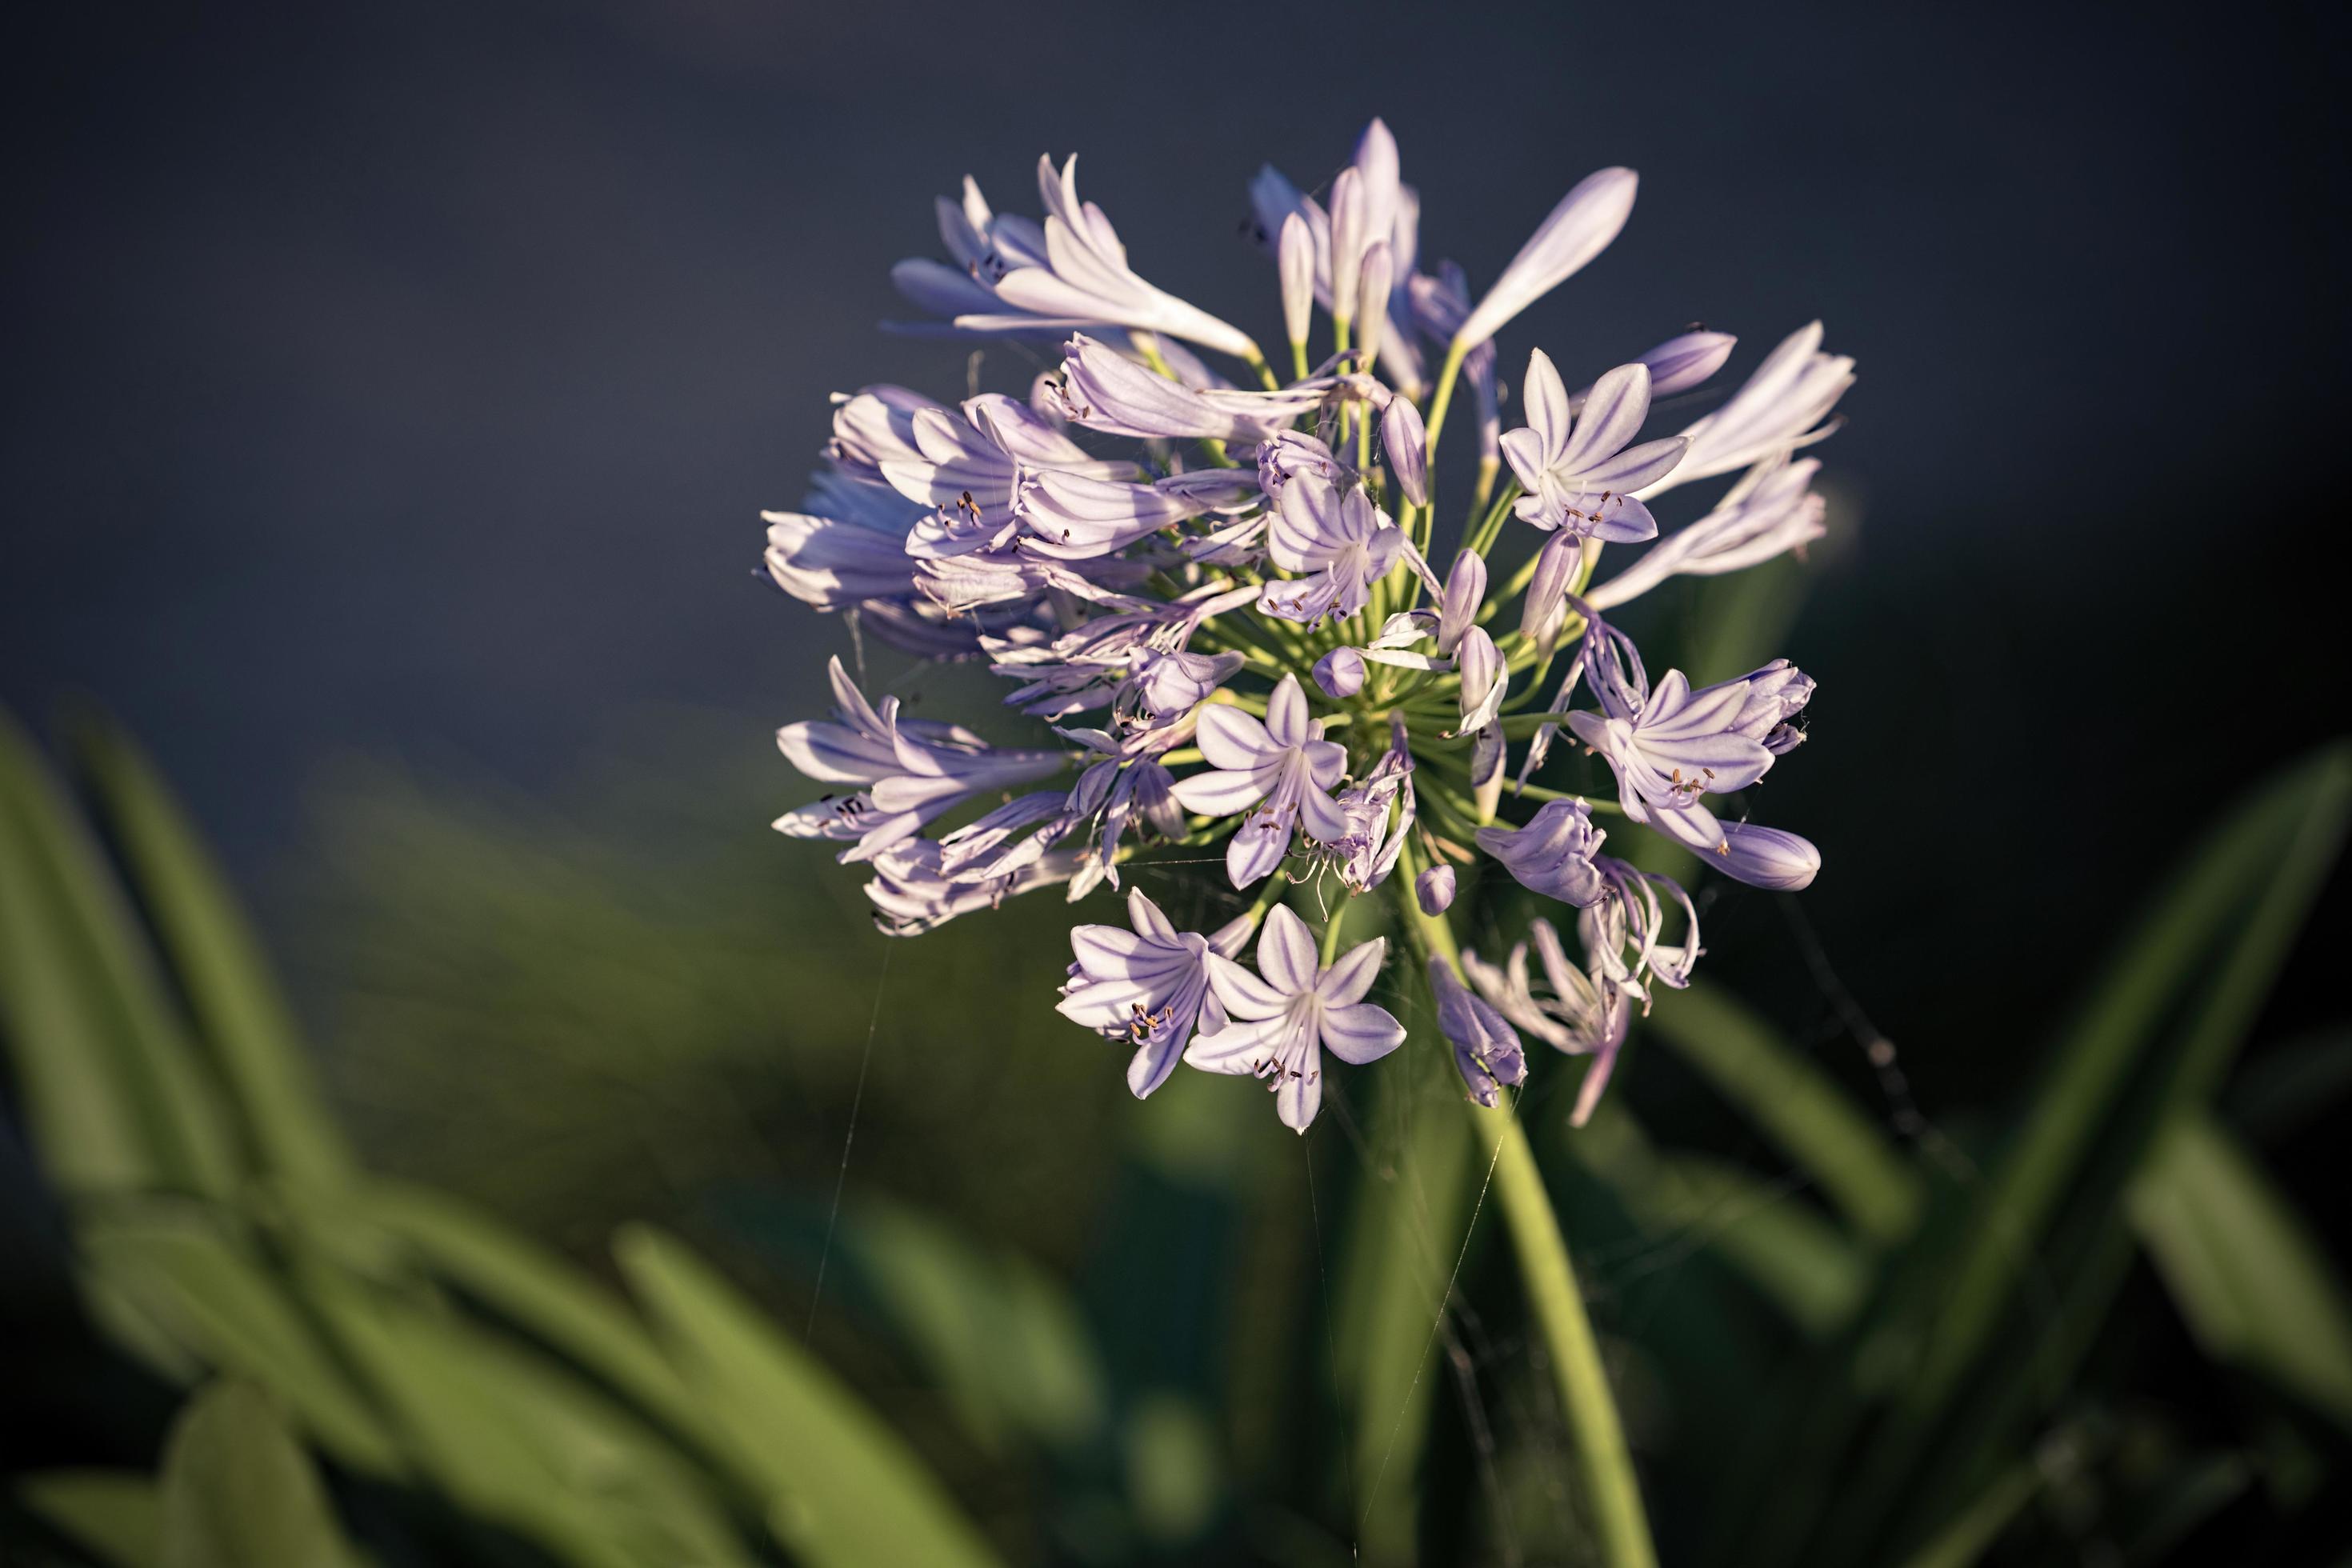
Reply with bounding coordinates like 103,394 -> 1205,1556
1190,906 -> 1406,1130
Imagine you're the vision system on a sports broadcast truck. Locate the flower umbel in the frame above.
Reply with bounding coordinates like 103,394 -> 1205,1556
766,117 -> 1853,1127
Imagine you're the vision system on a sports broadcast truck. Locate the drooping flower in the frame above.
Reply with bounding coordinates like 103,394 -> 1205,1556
1166,675 -> 1349,887
1503,354 -> 1688,542
1460,920 -> 1631,1124
1566,661 -> 1803,823
1190,906 -> 1406,1130
1429,956 -> 1526,1107
1058,888 -> 1254,1098
866,839 -> 1085,936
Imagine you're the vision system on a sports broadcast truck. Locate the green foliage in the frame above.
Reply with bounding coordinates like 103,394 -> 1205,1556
2,708 -> 2346,1568
0,713 -> 1010,1567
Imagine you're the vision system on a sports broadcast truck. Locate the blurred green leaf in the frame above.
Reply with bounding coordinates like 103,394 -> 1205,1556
306,1261 -> 754,1568
157,1380 -> 356,1568
1569,1106 -> 1872,1339
1902,742 -> 2352,1423
614,1224 -> 1007,1568
2130,1115 -> 2352,1429
2223,1026 -> 2352,1145
15,1470 -> 160,1568
845,1198 -> 1106,1456
78,1210 -> 403,1474
357,1180 -> 714,1448
1123,1393 -> 1222,1546
73,715 -> 355,1189
1643,980 -> 1923,1246
1893,1457 -> 2038,1568
0,712 -> 238,1197
1331,1049 -> 1475,1564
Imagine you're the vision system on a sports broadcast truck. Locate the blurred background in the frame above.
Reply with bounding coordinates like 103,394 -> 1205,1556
3,2 -> 2349,1565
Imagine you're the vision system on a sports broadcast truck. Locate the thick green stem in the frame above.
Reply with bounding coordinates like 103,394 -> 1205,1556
1392,842 -> 1658,1568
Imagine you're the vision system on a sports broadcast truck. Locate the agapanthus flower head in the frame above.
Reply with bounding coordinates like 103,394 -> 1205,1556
766,115 -> 1854,1126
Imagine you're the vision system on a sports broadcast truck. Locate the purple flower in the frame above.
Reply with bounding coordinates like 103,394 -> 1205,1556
774,658 -> 1066,862
896,159 -> 1259,361
1416,863 -> 1457,915
1055,334 -> 1332,444
1321,722 -> 1415,892
1261,475 -> 1404,624
1586,456 -> 1827,611
1566,664 -> 1794,822
1647,322 -> 1854,494
1191,906 -> 1406,1131
1250,118 -> 1426,393
1382,395 -> 1429,508
1449,167 -> 1638,351
1519,530 -> 1586,657
865,839 -> 1084,937
1460,921 -> 1630,1125
886,394 -> 1142,558
1058,888 -> 1254,1098
1454,626 -> 1506,735
1354,240 -> 1395,369
1311,611 -> 1444,700
1429,957 -> 1525,1108
1502,354 -> 1687,542
1586,330 -> 1737,402
1278,212 -> 1315,349
1410,263 -> 1500,464
1648,804 -> 1822,890
762,511 -> 919,611
1434,550 -> 1485,656
1166,675 -> 1350,887
1582,858 -> 1702,997
1475,798 -> 1607,906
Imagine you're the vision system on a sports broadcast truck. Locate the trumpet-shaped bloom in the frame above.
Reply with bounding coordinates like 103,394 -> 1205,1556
1192,906 -> 1406,1130
1058,888 -> 1254,1098
1055,334 -> 1331,443
1450,167 -> 1638,351
1587,456 -> 1827,610
1647,322 -> 1854,494
898,160 -> 1259,360
1166,675 -> 1349,887
774,658 -> 1065,862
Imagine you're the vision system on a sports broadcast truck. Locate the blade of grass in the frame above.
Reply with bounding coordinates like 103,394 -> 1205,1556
157,1381 -> 360,1568
0,713 -> 237,1196
615,1224 -> 1007,1568
2130,1114 -> 2352,1429
1567,1106 -> 1871,1339
1900,742 -> 2351,1422
72,715 -> 354,1188
1643,981 -> 1923,1246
